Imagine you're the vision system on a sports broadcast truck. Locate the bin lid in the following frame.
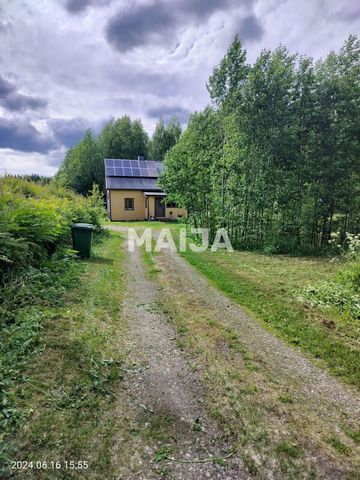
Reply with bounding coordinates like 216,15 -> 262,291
71,223 -> 94,230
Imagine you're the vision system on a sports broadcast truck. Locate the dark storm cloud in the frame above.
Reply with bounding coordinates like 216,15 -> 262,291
0,75 -> 47,112
64,0 -> 110,13
182,0 -> 250,18
0,118 -> 57,153
106,4 -> 174,51
49,117 -> 105,147
0,76 -> 13,97
65,0 -> 92,13
238,14 -> 264,42
106,0 -> 255,52
49,117 -> 92,147
147,105 -> 190,124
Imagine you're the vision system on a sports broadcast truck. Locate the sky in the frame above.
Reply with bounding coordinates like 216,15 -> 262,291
0,0 -> 359,176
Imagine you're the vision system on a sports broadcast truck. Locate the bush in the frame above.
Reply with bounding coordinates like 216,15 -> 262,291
0,177 -> 107,473
298,233 -> 360,321
0,177 -> 106,282
298,281 -> 360,320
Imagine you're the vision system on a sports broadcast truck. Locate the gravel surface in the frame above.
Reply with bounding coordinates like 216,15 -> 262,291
111,229 -> 247,479
108,226 -> 360,479
157,249 -> 360,422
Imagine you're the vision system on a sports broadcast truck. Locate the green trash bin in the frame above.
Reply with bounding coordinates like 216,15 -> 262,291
71,223 -> 94,258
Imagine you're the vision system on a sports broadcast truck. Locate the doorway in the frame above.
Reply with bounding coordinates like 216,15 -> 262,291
155,197 -> 165,218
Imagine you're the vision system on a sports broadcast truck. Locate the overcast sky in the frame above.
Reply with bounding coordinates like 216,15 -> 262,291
0,0 -> 359,176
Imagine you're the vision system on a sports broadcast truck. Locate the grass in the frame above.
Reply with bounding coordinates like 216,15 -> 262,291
2,232 -> 126,479
151,257 -> 321,477
141,242 -> 160,276
179,247 -> 360,388
103,220 -> 177,229
275,442 -> 300,458
328,437 -> 351,455
147,249 -> 360,478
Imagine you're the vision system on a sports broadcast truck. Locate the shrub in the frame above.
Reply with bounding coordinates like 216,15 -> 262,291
0,177 -> 106,282
297,232 -> 360,321
298,282 -> 360,320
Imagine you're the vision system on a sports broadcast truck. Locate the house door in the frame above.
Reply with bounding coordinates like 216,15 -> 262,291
155,197 -> 165,217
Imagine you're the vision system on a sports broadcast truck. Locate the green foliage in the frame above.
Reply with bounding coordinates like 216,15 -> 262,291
0,177 -> 106,283
55,113 -> 183,194
161,35 -> 360,254
298,233 -> 360,320
181,245 -> 360,387
159,107 -> 223,239
154,445 -> 174,462
0,234 -> 125,477
55,116 -> 149,194
299,280 -> 359,320
275,442 -> 300,458
0,256 -> 81,472
0,177 -> 106,462
56,129 -> 104,195
328,437 -> 351,455
98,116 -> 149,161
5,174 -> 51,185
149,117 -> 182,161
207,34 -> 250,109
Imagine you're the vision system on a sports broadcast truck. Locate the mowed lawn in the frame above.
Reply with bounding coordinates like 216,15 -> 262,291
103,221 -> 359,388
181,247 -> 360,388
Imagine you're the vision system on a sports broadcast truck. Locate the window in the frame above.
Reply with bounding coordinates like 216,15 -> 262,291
124,198 -> 134,210
167,202 -> 177,208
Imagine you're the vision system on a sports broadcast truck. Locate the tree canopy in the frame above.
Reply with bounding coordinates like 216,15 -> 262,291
160,35 -> 360,253
55,115 -> 181,195
149,117 -> 182,161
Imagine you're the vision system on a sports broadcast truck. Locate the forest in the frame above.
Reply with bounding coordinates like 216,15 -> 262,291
56,116 -> 181,195
1,34 -> 359,479
58,35 -> 360,255
161,35 -> 360,254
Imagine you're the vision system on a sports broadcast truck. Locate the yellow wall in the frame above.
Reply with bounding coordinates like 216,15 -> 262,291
109,190 -> 188,221
146,199 -> 187,220
110,190 -> 146,221
165,207 -> 187,220
148,196 -> 155,218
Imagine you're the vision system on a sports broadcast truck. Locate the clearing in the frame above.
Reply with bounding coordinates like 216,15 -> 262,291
7,226 -> 359,479
107,224 -> 359,479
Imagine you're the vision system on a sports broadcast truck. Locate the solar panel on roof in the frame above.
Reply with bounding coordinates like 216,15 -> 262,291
104,159 -> 163,178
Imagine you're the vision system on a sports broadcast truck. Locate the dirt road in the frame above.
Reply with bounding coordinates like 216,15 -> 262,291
109,226 -> 360,479
111,232 -> 245,479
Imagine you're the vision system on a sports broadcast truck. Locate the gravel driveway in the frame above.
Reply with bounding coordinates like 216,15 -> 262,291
108,225 -> 360,479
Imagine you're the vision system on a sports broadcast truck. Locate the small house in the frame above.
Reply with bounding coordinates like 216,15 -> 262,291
105,156 -> 187,221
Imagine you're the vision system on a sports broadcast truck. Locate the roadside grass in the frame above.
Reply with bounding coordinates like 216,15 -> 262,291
141,242 -> 160,277
103,220 -> 176,229
3,232 -> 126,479
149,251 -> 360,479
179,248 -> 360,388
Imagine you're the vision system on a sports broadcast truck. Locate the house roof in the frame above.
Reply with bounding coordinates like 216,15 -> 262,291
104,159 -> 163,178
104,158 -> 165,191
105,176 -> 163,191
143,192 -> 167,196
